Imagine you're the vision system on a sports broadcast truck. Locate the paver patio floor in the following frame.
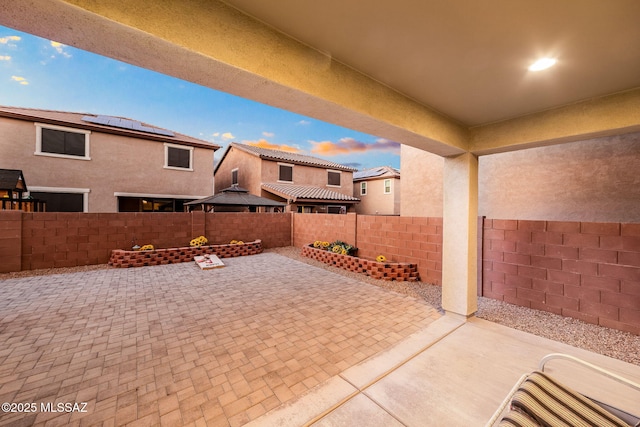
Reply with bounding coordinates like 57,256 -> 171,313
0,252 -> 440,426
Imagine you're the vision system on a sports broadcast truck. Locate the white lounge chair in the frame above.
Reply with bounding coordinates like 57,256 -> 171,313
486,353 -> 640,427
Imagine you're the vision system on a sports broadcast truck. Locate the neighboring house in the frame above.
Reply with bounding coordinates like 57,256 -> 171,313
0,106 -> 219,212
353,166 -> 401,215
214,142 -> 360,213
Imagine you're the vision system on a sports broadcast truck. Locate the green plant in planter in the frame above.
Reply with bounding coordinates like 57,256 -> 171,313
329,240 -> 357,256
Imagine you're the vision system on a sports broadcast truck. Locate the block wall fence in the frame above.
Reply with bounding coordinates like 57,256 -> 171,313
1,211 -> 639,334
0,211 -> 291,272
291,213 -> 443,285
482,219 -> 640,335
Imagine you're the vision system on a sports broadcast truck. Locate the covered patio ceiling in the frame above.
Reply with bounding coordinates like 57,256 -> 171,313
1,0 -> 639,156
223,0 -> 640,128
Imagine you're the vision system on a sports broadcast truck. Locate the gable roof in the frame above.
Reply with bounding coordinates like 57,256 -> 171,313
353,166 -> 400,181
215,142 -> 357,173
0,106 -> 219,150
262,182 -> 360,203
0,169 -> 27,192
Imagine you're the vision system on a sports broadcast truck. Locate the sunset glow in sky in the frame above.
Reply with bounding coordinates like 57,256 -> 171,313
0,26 -> 400,170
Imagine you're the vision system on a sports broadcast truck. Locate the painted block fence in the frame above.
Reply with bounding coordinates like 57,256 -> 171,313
0,211 -> 290,271
482,219 -> 640,335
292,214 -> 443,285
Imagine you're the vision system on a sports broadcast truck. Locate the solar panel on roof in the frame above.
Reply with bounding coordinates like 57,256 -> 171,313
82,115 -> 175,137
354,167 -> 386,179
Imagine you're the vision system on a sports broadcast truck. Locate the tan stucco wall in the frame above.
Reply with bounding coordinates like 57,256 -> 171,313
260,157 -> 354,197
402,131 -> 640,222
470,89 -> 640,155
478,131 -> 640,222
0,117 -> 215,212
214,147 -> 263,195
400,145 -> 444,217
354,177 -> 400,215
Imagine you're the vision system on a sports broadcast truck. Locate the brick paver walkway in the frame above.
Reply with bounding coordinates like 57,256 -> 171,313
0,253 -> 440,426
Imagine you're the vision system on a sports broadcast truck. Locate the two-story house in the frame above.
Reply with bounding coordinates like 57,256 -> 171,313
353,166 -> 401,215
214,142 -> 359,213
0,106 -> 219,212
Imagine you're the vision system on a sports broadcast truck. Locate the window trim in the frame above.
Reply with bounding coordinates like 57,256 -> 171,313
164,143 -> 194,171
29,186 -> 90,212
327,169 -> 341,187
277,162 -> 294,183
35,123 -> 91,160
384,178 -> 392,194
231,168 -> 239,185
360,182 -> 367,196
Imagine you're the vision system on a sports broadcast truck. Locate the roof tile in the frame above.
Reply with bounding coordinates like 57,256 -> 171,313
262,183 -> 360,202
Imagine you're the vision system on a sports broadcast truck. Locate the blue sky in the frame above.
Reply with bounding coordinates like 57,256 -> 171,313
0,25 -> 400,170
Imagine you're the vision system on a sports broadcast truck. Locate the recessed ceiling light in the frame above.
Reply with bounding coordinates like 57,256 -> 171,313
529,57 -> 557,71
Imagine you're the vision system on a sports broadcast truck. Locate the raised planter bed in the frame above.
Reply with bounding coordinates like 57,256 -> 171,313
301,244 -> 419,281
109,239 -> 263,268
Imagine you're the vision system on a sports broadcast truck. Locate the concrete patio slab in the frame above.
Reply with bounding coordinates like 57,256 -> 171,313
362,317 -> 640,426
312,393 -> 404,427
253,315 -> 639,427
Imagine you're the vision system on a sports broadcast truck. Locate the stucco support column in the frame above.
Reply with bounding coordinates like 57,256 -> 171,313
442,152 -> 478,316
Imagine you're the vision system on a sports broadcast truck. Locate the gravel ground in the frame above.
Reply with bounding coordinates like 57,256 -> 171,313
2,248 -> 638,365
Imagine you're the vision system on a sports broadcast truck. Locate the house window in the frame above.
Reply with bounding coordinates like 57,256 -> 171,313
164,143 -> 193,170
384,179 -> 392,194
278,163 -> 293,182
360,182 -> 367,196
35,124 -> 91,160
327,170 -> 341,186
30,188 -> 89,212
118,196 -> 188,212
231,168 -> 238,185
297,206 -> 313,213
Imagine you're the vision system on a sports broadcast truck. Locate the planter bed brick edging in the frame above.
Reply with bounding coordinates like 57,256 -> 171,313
109,240 -> 263,268
301,244 -> 419,281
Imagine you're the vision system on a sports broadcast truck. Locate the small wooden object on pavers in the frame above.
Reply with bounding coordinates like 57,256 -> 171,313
194,254 -> 225,270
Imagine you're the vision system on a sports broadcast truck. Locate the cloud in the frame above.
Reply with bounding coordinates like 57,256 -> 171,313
309,137 -> 400,156
262,131 -> 274,138
245,139 -> 300,153
11,75 -> 28,85
0,35 -> 20,45
296,120 -> 310,126
212,132 -> 235,141
50,41 -> 72,58
0,55 -> 10,61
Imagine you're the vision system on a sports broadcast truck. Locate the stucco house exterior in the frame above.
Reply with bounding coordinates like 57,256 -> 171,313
0,106 -> 219,212
214,142 -> 359,213
400,132 -> 640,223
353,166 -> 400,215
